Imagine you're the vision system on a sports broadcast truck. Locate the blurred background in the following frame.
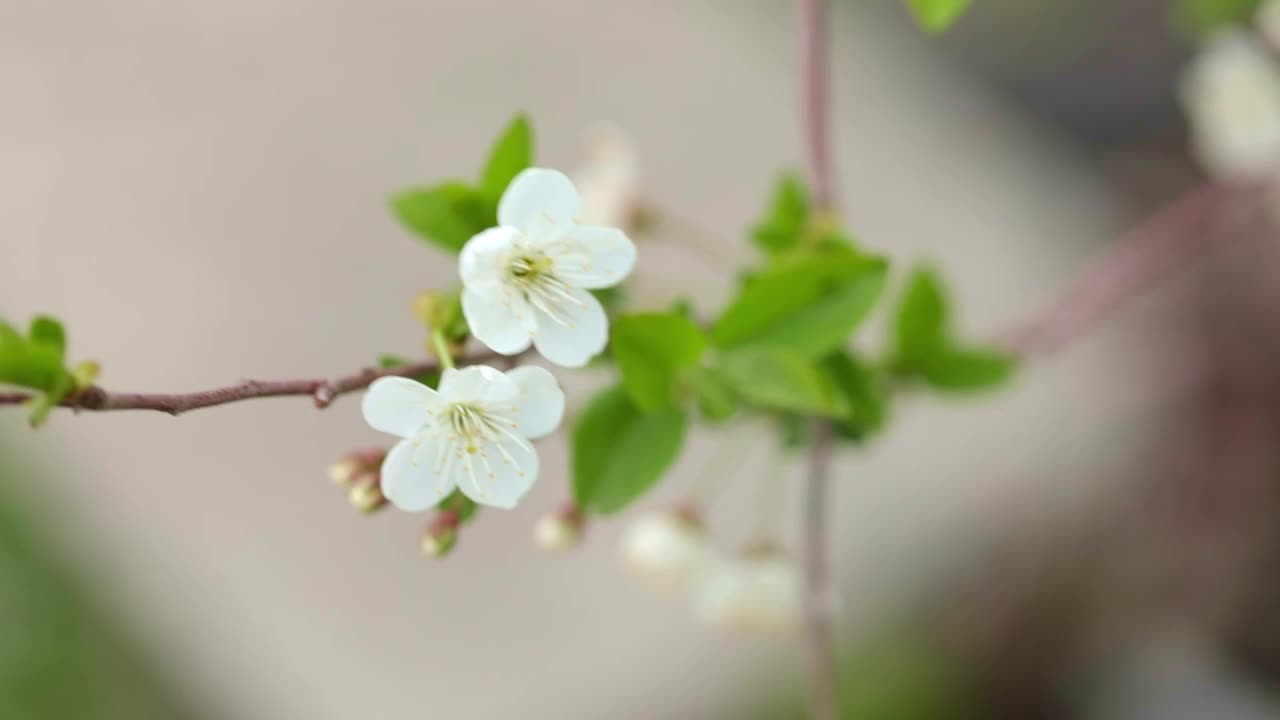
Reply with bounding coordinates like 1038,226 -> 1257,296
2,0 -> 1276,717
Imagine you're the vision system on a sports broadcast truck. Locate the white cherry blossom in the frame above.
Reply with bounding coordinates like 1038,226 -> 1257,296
360,365 -> 564,511
1181,30 -> 1280,181
620,510 -> 714,595
694,550 -> 800,636
460,168 -> 637,368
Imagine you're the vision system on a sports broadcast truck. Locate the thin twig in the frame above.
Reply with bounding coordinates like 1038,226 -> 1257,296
797,0 -> 841,718
0,351 -> 498,416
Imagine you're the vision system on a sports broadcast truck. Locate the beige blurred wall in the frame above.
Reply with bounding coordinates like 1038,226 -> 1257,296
0,1 -> 1173,718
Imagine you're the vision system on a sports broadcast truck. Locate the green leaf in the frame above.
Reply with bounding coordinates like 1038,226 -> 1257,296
693,366 -> 738,424
377,353 -> 409,369
390,181 -> 492,254
714,250 -> 887,358
0,319 -> 68,393
611,312 -> 707,412
480,114 -> 533,205
572,386 -> 687,514
824,351 -> 890,440
718,347 -> 845,417
28,317 -> 65,356
751,174 -> 810,256
920,346 -> 1016,392
1174,0 -> 1263,36
0,317 -> 74,427
907,0 -> 973,32
890,265 -> 949,370
887,265 -> 1018,394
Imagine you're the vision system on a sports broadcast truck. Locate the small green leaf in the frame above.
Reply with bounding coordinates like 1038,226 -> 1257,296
718,347 -> 845,417
377,354 -> 409,369
890,266 -> 949,371
920,347 -> 1016,392
907,0 -> 973,32
611,312 -> 707,412
693,366 -> 738,424
390,181 -> 492,254
480,114 -> 533,205
714,250 -> 887,358
0,319 -> 69,393
1174,0 -> 1263,36
28,317 -> 66,356
0,316 -> 75,427
751,174 -> 810,256
887,265 -> 1018,394
824,351 -> 890,440
572,386 -> 687,514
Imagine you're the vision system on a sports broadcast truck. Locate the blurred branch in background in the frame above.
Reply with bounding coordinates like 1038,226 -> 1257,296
797,0 -> 841,717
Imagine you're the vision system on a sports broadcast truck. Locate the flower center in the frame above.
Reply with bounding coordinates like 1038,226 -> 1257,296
505,251 -> 584,326
447,403 -> 503,453
426,401 -> 532,500
508,254 -> 550,281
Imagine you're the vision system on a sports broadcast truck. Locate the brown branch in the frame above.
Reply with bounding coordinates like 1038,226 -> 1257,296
1002,181 -> 1265,356
797,0 -> 841,719
0,351 -> 500,416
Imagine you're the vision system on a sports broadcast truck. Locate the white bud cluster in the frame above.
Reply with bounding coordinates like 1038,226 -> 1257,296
618,508 -> 802,636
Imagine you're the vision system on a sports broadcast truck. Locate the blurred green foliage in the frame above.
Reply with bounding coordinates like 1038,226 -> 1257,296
906,0 -> 974,32
1175,0 -> 1265,36
734,631 -> 977,720
0,443 -> 202,719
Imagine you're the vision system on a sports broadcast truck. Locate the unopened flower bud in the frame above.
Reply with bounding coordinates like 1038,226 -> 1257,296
693,547 -> 800,636
420,527 -> 457,557
347,473 -> 388,514
329,458 -> 362,487
329,448 -> 386,487
535,505 -> 584,552
620,509 -> 713,595
420,510 -> 462,558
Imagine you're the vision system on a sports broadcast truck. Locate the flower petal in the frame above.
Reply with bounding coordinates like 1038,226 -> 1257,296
462,288 -> 535,356
438,365 -> 518,405
551,225 -> 636,289
459,226 -> 517,292
498,168 -> 582,228
454,436 -> 538,510
505,365 -> 565,439
531,287 -> 608,368
361,377 -> 443,438
380,436 -> 454,512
